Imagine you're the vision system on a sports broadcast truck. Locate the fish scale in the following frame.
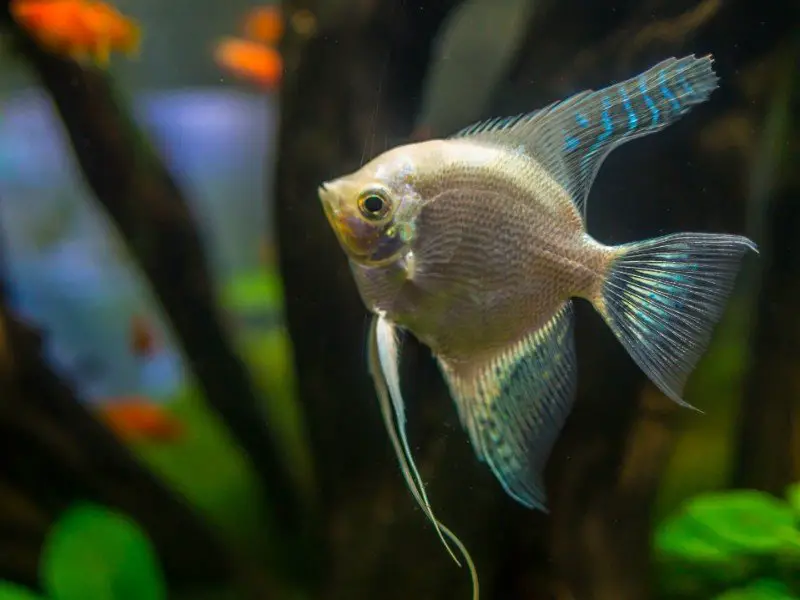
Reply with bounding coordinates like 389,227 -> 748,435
404,188 -> 584,359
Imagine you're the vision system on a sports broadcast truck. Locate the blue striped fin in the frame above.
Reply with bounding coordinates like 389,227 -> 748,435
450,55 -> 719,219
601,233 -> 756,408
436,302 -> 577,511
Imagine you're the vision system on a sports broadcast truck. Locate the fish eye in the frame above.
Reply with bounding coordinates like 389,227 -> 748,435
357,190 -> 391,220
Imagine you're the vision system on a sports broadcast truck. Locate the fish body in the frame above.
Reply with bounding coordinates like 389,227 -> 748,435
11,0 -> 140,66
343,138 -> 609,364
215,5 -> 284,90
243,5 -> 283,46
97,397 -> 184,443
320,54 -> 756,594
214,37 -> 283,89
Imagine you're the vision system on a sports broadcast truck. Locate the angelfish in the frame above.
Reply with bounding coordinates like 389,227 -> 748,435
319,54 -> 756,596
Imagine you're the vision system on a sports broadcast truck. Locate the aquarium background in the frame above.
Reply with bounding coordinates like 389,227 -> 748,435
0,0 -> 797,599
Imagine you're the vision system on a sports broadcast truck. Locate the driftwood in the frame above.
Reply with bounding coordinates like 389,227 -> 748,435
734,43 -> 800,493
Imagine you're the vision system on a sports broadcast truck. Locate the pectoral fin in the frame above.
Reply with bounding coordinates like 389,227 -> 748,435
367,314 -> 479,599
437,302 -> 577,509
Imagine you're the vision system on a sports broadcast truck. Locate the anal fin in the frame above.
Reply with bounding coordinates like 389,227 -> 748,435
437,302 -> 577,510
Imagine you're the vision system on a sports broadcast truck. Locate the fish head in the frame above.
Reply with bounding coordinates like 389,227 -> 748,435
319,145 -> 422,267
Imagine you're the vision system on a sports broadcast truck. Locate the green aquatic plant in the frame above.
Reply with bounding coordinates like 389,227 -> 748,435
786,483 -> 800,517
0,582 -> 46,600
0,503 -> 167,600
654,487 -> 800,599
220,270 -> 314,497
40,502 -> 167,600
712,579 -> 797,600
220,268 -> 286,310
133,386 -> 275,562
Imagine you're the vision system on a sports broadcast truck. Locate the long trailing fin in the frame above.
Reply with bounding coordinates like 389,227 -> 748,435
372,316 -> 456,561
450,54 -> 719,219
437,302 -> 577,510
368,315 -> 479,600
599,232 -> 757,407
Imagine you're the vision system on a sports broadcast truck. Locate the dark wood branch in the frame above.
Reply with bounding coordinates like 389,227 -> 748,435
0,2 -> 310,558
733,53 -> 800,490
735,190 -> 800,493
548,372 -> 684,600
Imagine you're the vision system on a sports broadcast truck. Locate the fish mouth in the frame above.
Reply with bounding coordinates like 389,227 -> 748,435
318,182 -> 358,254
318,181 -> 376,261
318,182 -> 340,226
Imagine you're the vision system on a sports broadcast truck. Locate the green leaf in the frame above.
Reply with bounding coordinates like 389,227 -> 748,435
686,491 -> 800,554
786,483 -> 800,517
221,270 -> 285,312
712,578 -> 798,600
0,581 -> 47,600
654,490 -> 800,595
40,503 -> 167,600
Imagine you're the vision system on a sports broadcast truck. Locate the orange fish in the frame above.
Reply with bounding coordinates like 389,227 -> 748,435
243,5 -> 283,46
97,397 -> 184,443
10,0 -> 140,67
129,313 -> 159,358
214,37 -> 282,89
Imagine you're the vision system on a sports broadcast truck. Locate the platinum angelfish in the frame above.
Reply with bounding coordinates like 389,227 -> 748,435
319,54 -> 756,597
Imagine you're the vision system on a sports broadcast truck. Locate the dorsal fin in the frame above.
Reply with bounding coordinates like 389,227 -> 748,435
450,55 -> 719,219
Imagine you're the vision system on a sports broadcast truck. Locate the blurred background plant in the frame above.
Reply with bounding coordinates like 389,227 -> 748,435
654,485 -> 800,600
0,0 -> 797,599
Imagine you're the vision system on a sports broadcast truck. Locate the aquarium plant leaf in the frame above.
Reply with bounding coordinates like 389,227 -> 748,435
711,578 -> 798,600
785,482 -> 800,517
654,490 -> 800,596
0,581 -> 47,600
681,491 -> 800,555
655,490 -> 800,557
40,502 -> 167,600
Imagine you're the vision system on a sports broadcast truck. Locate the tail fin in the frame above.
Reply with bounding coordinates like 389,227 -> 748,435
599,232 -> 757,407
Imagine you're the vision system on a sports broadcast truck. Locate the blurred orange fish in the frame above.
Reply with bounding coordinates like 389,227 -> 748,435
243,5 -> 283,45
129,313 -> 159,358
10,0 -> 141,67
214,37 -> 282,89
97,397 -> 184,443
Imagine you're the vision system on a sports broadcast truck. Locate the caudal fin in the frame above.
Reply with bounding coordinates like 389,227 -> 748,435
599,232 -> 757,407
